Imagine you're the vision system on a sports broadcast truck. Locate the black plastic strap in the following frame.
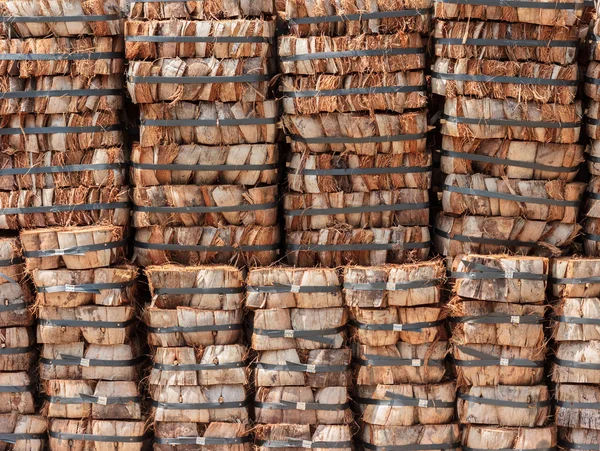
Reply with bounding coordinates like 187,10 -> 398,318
556,399 -> 600,409
344,278 -> 442,291
350,318 -> 444,331
288,9 -> 431,24
0,201 -> 129,215
551,275 -> 600,284
134,201 -> 276,214
291,165 -> 431,176
0,52 -> 124,61
584,232 -> 600,242
141,117 -> 278,127
285,202 -> 429,217
586,117 -> 600,126
129,74 -> 270,84
153,286 -> 243,295
154,436 -> 251,445
40,354 -> 144,367
147,323 -> 242,334
49,431 -> 150,443
23,239 -> 127,258
0,344 -> 34,354
360,441 -> 461,450
126,35 -> 273,43
0,14 -> 120,23
45,394 -> 141,405
0,384 -> 32,393
254,400 -> 349,410
280,47 -> 424,62
289,132 -> 427,144
434,38 -> 578,47
252,325 -> 345,345
553,355 -> 600,370
0,433 -> 45,444
432,71 -> 579,86
356,392 -> 455,408
287,241 -> 430,252
152,360 -> 245,371
0,301 -> 26,312
451,312 -> 544,325
442,183 -> 579,206
246,284 -> 340,294
455,346 -> 544,368
449,260 -> 548,281
0,163 -> 126,176
442,113 -> 580,129
151,399 -> 248,409
131,161 -> 277,171
256,438 -> 353,448
0,124 -> 122,136
0,88 -> 122,100
134,241 -> 278,253
435,0 -> 580,7
559,441 -> 600,451
354,354 -> 444,367
282,85 -> 426,98
554,315 -> 600,325
37,280 -> 134,294
435,228 -> 540,249
38,318 -> 135,328
458,392 -> 551,408
255,361 -> 351,373
465,448 -> 554,451
0,257 -> 23,267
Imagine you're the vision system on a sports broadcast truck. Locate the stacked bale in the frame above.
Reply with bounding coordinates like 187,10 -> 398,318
126,0 -> 280,267
246,267 -> 353,450
432,0 -> 585,256
449,254 -> 554,451
144,265 -> 251,448
344,260 -> 460,451
551,257 -> 600,451
279,0 -> 432,267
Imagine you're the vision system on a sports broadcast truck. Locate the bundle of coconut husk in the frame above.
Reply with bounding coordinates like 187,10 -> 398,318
125,19 -> 275,60
551,257 -> 600,298
559,428 -> 600,451
132,185 -> 278,228
587,141 -> 600,176
139,101 -> 279,147
0,372 -> 35,414
584,218 -> 600,256
154,422 -> 251,451
20,225 -> 127,271
128,0 -> 275,20
255,424 -> 352,451
0,237 -> 32,328
433,21 -> 578,65
48,418 -> 148,451
127,58 -> 274,104
583,100 -> 600,140
457,385 -> 550,427
552,298 -> 600,342
130,143 -> 279,187
555,384 -> 600,430
434,213 -> 581,257
133,225 -> 279,267
360,423 -> 460,450
584,62 -> 600,101
432,58 -> 578,104
0,326 -> 35,371
439,136 -> 584,181
552,341 -> 600,384
0,413 -> 46,451
462,425 -> 556,451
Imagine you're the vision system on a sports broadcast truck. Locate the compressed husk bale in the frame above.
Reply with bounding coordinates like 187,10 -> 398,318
453,344 -> 546,386
0,413 -> 46,451
0,37 -> 124,77
132,185 -> 278,228
434,213 -> 581,257
585,62 -> 600,101
584,218 -> 600,256
587,141 -> 600,176
450,254 -> 548,304
0,0 -> 122,37
432,58 -> 578,104
433,21 -> 578,65
0,252 -> 31,328
586,176 -> 600,218
0,326 -> 34,371
48,419 -> 147,451
150,384 -> 249,423
559,428 -> 600,451
255,424 -> 352,451
281,72 -> 427,114
556,384 -> 600,429
254,349 -> 351,387
462,425 -> 556,451
284,190 -> 429,230
128,0 -> 275,19
43,379 -> 92,419
149,345 -> 248,387
254,386 -> 351,425
283,110 -> 428,155
591,21 -> 600,61
278,34 -> 425,75
287,226 -> 430,267
551,257 -> 600,298
354,342 -> 448,385
441,97 -> 582,143
343,261 -> 444,308
146,265 -> 244,310
133,225 -> 279,267
457,385 -> 550,427
553,298 -> 600,341
139,101 -> 278,147
553,341 -> 600,383
154,422 -> 250,451
130,143 -> 279,187
246,267 -> 341,310
0,372 -> 34,414
442,174 -> 585,222
20,225 -> 126,271
287,151 -> 432,193
127,58 -> 273,104
0,187 -> 130,229
125,19 -> 274,60
356,381 -> 456,426
585,100 -> 600,140
250,307 -> 346,350
360,423 -> 460,451
439,136 -> 584,181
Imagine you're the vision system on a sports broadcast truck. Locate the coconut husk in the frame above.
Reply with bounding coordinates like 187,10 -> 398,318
457,385 -> 550,427
450,254 -> 549,304
433,21 -> 578,65
591,22 -> 600,61
150,384 -> 249,423
0,413 -> 46,451
281,72 -> 427,114
350,305 -> 447,346
250,307 -> 347,350
149,345 -> 248,386
0,148 -> 127,190
125,19 -> 274,60
432,58 -> 578,104
287,151 -> 432,193
20,225 -> 126,271
585,62 -> 600,101
584,218 -> 600,256
587,176 -> 600,219
463,425 -> 556,451
559,428 -> 600,451
356,381 -> 456,426
154,422 -> 250,451
146,264 -> 244,310
441,97 -> 582,143
0,37 -> 125,77
254,386 -> 351,425
556,384 -> 600,429
585,100 -> 600,140
434,213 -> 581,257
0,246 -> 31,328
551,257 -> 600,298
255,424 -> 352,451
343,261 -> 445,308
127,58 -> 273,104
0,326 -> 34,371
48,418 -> 147,451
439,136 -> 584,181
553,298 -> 600,341
278,33 -> 425,75
287,226 -> 430,267
587,141 -> 600,176
128,0 -> 275,20
553,341 -> 600,383
354,342 -> 449,385
0,372 -> 34,414
139,101 -> 279,147
360,423 -> 460,450
0,0 -> 123,37
442,174 -> 585,222
132,185 -> 278,228
284,190 -> 430,230
130,143 -> 279,187
246,267 -> 341,310
453,344 -> 546,386
283,110 -> 428,155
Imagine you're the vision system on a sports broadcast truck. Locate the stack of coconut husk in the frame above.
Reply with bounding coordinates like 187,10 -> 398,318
145,264 -> 251,449
279,0 -> 432,267
344,260 -> 460,451
550,257 -> 600,451
126,1 -> 280,267
246,267 -> 353,450
432,0 -> 585,257
448,254 -> 554,451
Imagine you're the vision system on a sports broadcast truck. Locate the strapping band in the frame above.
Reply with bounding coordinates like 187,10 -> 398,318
0,162 -> 126,176
37,280 -> 134,294
0,88 -> 123,100
0,52 -> 124,61
451,312 -> 544,325
0,257 -> 23,266
354,354 -> 444,367
357,392 -> 454,408
432,71 -> 579,86
289,132 -> 427,144
455,346 -> 544,368
246,284 -> 340,294
254,400 -> 349,410
434,38 -> 578,47
133,201 -> 277,214
0,433 -> 45,444
288,9 -> 431,24
0,301 -> 27,312
0,124 -> 122,136
280,47 -> 424,62
559,441 -> 600,451
0,344 -> 34,354
360,441 -> 461,450
152,399 -> 248,409
551,275 -> 600,284
125,35 -> 273,43
0,202 -> 130,215
282,85 -> 426,98
49,431 -> 150,443
134,241 -> 278,253
442,113 -> 580,129
288,241 -> 430,252
252,325 -> 345,345
154,436 -> 251,445
290,165 -> 432,176
40,354 -> 144,367
255,361 -> 351,373
464,448 -> 554,451
0,384 -> 32,393
141,117 -> 278,127
553,356 -> 600,370
131,161 -> 277,171
38,318 -> 135,328
556,399 -> 600,409
344,278 -> 442,291
0,14 -> 120,23
554,315 -> 600,325
128,74 -> 270,84
458,392 -> 551,408
350,318 -> 444,331
449,260 -> 548,281
285,202 -> 429,216
153,286 -> 244,295
442,183 -> 579,206
23,239 -> 127,258
436,0 -> 581,7
152,361 -> 245,371
435,228 -> 540,250
257,439 -> 353,448
147,323 -> 242,333
45,394 -> 141,405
